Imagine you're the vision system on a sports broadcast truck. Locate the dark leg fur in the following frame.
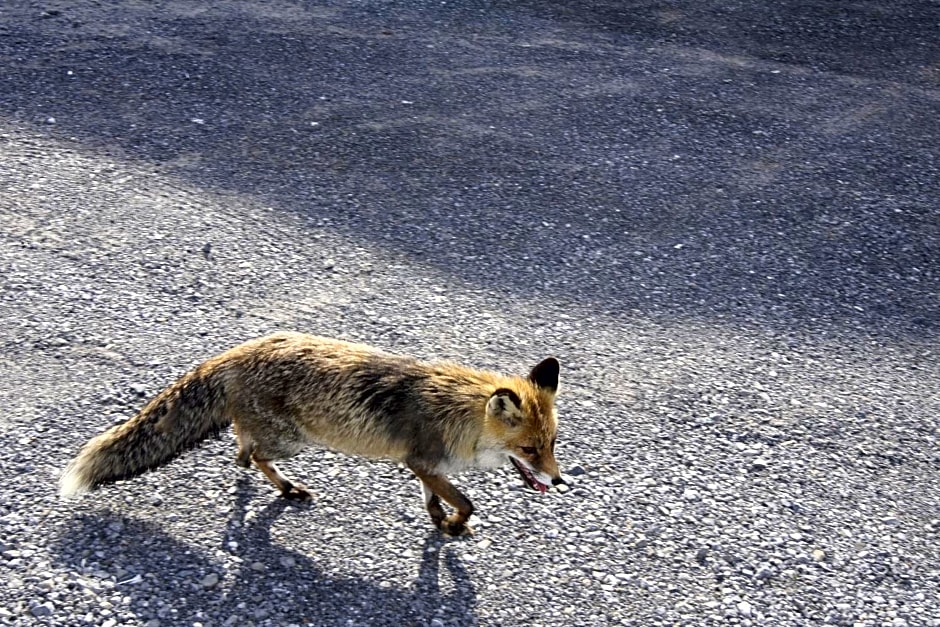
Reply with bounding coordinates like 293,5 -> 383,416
410,466 -> 475,536
234,427 -> 254,468
235,445 -> 253,468
425,492 -> 446,527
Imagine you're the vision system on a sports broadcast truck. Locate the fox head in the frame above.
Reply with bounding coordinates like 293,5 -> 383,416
483,357 -> 566,493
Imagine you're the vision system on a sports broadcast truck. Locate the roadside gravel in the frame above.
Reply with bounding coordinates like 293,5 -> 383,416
1,1 -> 938,626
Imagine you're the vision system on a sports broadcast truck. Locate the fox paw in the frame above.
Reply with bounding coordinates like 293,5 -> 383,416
439,516 -> 474,537
281,484 -> 314,501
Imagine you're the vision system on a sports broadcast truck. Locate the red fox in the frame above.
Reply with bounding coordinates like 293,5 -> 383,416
60,332 -> 565,535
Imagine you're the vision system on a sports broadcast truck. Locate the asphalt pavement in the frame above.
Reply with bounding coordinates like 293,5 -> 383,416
0,1 -> 938,626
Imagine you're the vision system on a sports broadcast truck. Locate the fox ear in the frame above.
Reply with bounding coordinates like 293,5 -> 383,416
529,357 -> 560,392
486,388 -> 523,425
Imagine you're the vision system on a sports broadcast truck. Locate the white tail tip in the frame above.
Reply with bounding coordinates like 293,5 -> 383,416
59,463 -> 92,498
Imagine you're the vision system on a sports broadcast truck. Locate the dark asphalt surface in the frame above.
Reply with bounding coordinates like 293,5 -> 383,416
0,1 -> 938,626
3,0 -> 939,335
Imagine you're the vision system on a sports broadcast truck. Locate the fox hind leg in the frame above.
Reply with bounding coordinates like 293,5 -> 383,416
234,417 -> 312,500
253,456 -> 313,501
233,421 -> 258,468
235,435 -> 254,468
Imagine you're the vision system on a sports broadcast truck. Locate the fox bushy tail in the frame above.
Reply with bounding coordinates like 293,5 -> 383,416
60,364 -> 232,497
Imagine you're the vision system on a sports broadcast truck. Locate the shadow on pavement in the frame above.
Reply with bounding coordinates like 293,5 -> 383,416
52,491 -> 478,626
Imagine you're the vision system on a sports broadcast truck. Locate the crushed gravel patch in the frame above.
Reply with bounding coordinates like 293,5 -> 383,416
1,1 -> 938,625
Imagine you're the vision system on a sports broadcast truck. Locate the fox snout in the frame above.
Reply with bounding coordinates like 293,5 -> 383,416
510,453 -> 567,493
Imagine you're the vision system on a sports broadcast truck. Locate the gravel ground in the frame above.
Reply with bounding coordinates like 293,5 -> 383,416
1,1 -> 938,625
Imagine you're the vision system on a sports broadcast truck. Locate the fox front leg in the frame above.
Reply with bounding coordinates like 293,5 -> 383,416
410,467 -> 474,536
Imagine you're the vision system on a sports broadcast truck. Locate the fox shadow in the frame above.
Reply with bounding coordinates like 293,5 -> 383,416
52,478 -> 478,626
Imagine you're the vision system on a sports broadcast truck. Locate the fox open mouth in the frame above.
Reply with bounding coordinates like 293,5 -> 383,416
511,458 -> 549,493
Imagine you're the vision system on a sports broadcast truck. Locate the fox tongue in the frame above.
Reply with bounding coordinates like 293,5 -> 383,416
512,458 -> 548,493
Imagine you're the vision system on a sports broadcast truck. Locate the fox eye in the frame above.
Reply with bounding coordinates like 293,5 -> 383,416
520,446 -> 537,456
